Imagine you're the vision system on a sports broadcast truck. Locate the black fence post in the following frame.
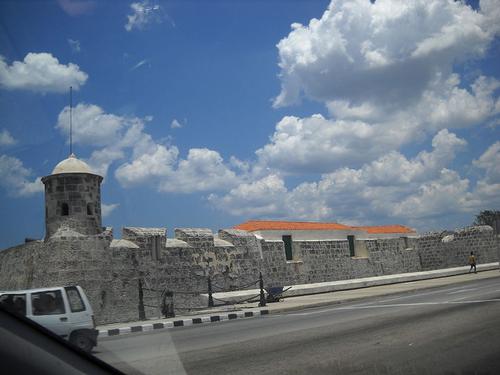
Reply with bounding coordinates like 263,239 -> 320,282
162,290 -> 175,318
208,276 -> 214,308
259,272 -> 266,307
138,279 -> 146,320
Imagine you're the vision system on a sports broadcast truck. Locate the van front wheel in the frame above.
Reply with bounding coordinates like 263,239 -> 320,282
70,331 -> 94,353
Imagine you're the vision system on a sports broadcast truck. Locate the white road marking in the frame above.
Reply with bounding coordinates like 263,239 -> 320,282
257,280 -> 500,318
336,302 -> 444,310
375,286 -> 468,303
447,288 -> 477,295
335,299 -> 500,310
368,281 -> 500,304
448,286 -> 500,301
451,295 -> 477,301
353,282 -> 500,306
285,298 -> 500,316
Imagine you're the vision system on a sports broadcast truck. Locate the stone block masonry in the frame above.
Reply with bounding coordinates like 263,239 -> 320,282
0,224 -> 498,325
416,226 -> 498,270
175,228 -> 214,248
42,173 -> 103,238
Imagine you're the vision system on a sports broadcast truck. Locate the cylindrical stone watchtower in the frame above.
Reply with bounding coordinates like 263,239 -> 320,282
41,153 -> 103,239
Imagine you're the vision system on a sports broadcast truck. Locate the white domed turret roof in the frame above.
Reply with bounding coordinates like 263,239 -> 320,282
51,153 -> 95,175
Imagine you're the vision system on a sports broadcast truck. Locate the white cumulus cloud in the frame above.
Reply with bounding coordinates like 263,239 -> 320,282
160,148 -> 240,193
209,174 -> 287,217
473,141 -> 500,183
419,75 -> 500,130
54,102 -> 241,194
56,103 -> 160,179
274,0 -> 499,108
115,144 -> 179,186
116,146 -> 240,194
260,67 -> 499,175
0,53 -> 88,93
211,130 -> 494,230
0,129 -> 16,147
0,155 -> 43,197
255,114 -> 412,173
56,103 -> 129,147
101,203 -> 119,217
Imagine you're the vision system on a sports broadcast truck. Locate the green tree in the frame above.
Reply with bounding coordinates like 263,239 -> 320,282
474,210 -> 500,231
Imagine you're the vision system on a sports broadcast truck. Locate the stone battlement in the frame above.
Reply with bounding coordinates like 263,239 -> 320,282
1,223 -> 498,325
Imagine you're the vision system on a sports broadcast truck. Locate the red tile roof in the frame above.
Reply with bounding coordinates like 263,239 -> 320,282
351,225 -> 415,234
234,220 -> 415,234
234,220 -> 351,231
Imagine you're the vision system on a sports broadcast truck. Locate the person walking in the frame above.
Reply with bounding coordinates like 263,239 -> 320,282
468,251 -> 477,274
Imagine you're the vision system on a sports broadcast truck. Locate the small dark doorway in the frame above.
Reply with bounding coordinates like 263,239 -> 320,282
347,235 -> 355,257
402,236 -> 409,249
282,235 -> 293,261
87,203 -> 93,215
61,203 -> 69,216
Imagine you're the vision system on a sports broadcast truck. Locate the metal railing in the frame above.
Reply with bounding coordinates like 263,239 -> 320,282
138,272 -> 269,319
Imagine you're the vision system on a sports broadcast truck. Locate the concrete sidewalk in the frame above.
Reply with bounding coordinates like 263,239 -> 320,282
97,263 -> 499,338
258,266 -> 500,315
205,262 -> 500,303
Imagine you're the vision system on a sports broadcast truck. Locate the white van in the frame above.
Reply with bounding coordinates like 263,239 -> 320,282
0,285 -> 98,352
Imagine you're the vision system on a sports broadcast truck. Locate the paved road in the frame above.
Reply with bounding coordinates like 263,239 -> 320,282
96,275 -> 500,375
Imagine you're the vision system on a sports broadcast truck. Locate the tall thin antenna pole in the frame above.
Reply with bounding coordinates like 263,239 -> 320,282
69,86 -> 73,155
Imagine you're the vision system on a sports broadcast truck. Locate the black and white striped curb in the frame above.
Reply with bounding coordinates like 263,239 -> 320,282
98,309 -> 269,337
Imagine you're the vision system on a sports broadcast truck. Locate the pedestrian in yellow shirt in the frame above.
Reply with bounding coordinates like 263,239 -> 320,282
468,251 -> 477,274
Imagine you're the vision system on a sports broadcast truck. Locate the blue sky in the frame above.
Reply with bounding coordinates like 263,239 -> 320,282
0,0 -> 499,249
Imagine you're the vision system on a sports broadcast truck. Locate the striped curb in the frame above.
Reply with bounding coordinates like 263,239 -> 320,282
98,309 -> 269,337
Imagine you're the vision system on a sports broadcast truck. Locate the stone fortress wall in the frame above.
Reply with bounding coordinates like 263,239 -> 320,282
0,223 -> 498,324
416,226 -> 498,270
0,154 -> 498,324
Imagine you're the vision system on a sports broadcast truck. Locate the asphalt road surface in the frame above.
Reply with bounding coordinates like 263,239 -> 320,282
96,275 -> 500,375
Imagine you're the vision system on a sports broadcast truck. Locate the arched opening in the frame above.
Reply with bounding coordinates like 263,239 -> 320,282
87,203 -> 93,216
61,203 -> 69,216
